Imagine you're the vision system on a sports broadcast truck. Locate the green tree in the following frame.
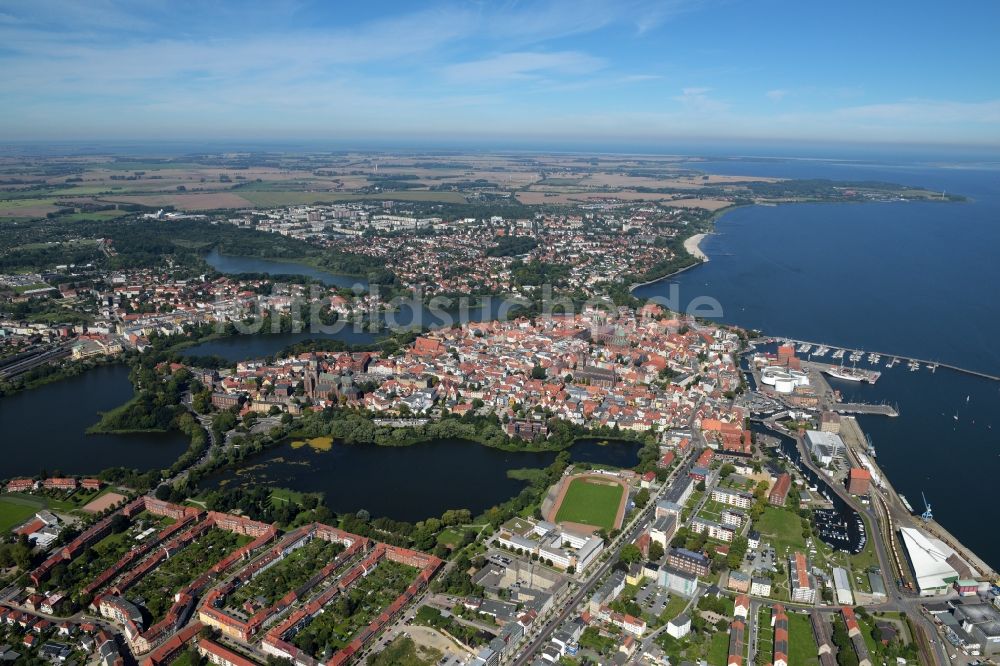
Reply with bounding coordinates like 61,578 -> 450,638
619,544 -> 642,565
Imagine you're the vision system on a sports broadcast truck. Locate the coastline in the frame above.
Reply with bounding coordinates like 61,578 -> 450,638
628,203 -> 750,292
683,233 -> 710,262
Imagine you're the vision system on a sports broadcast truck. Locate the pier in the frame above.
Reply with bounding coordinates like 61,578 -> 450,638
834,403 -> 899,417
840,416 -> 998,581
758,337 -> 1000,382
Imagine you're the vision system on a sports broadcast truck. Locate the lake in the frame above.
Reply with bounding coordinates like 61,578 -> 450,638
0,365 -> 189,478
204,248 -> 369,290
199,436 -> 642,522
198,250 -> 531,362
183,329 -> 378,362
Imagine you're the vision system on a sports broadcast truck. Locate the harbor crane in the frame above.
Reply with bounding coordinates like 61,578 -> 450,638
921,492 -> 933,522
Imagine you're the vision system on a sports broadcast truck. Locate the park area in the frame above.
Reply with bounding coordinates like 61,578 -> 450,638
552,475 -> 626,531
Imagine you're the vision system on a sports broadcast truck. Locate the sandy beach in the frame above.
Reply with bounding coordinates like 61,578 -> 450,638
684,233 -> 710,261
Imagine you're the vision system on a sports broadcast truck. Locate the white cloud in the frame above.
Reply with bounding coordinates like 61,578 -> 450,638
674,87 -> 728,113
443,51 -> 605,83
766,89 -> 789,101
835,99 -> 1000,125
622,74 -> 662,82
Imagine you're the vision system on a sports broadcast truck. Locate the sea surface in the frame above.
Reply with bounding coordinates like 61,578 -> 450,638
636,158 -> 1000,569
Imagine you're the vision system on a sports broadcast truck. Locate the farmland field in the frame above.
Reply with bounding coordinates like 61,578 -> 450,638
553,477 -> 624,530
239,190 -> 467,206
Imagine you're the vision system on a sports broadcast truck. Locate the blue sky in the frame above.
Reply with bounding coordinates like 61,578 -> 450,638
1,0 -> 999,147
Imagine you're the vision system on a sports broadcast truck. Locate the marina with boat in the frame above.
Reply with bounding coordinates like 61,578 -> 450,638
754,337 -> 996,381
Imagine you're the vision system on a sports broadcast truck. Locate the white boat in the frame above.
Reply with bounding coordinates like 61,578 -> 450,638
825,366 -> 880,383
826,367 -> 865,382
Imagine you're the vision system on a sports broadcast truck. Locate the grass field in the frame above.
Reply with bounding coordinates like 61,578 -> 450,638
660,594 -> 688,623
757,607 -> 774,665
706,630 -> 730,665
59,209 -> 128,221
437,527 -> 465,548
0,492 -> 79,528
0,497 -> 40,532
554,477 -> 624,530
787,611 -> 820,665
756,506 -> 808,559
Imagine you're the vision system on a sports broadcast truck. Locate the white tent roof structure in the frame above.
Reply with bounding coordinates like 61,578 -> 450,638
899,526 -> 959,594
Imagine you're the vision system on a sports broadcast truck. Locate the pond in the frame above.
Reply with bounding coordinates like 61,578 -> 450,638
0,365 -> 189,477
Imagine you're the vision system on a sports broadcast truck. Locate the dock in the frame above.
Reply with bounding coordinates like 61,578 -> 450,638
840,416 -> 998,581
766,337 -> 1000,382
798,360 -> 900,417
834,403 -> 899,417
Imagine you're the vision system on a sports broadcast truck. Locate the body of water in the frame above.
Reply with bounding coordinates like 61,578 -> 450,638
183,329 -> 378,362
199,437 -> 642,523
204,249 -> 368,290
637,158 -> 1000,568
198,251 -> 530,363
0,365 -> 189,478
752,423 -> 866,554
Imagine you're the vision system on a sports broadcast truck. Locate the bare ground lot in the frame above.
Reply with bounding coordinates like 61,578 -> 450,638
81,492 -> 127,514
405,625 -> 473,659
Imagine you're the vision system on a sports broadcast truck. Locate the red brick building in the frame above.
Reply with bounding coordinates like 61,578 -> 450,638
769,473 -> 791,506
848,468 -> 871,495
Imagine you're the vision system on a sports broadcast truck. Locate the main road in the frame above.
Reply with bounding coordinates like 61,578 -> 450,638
509,442 -> 700,665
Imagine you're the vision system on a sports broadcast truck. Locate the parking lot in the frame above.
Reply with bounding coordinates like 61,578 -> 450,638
747,542 -> 778,573
635,579 -> 671,617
